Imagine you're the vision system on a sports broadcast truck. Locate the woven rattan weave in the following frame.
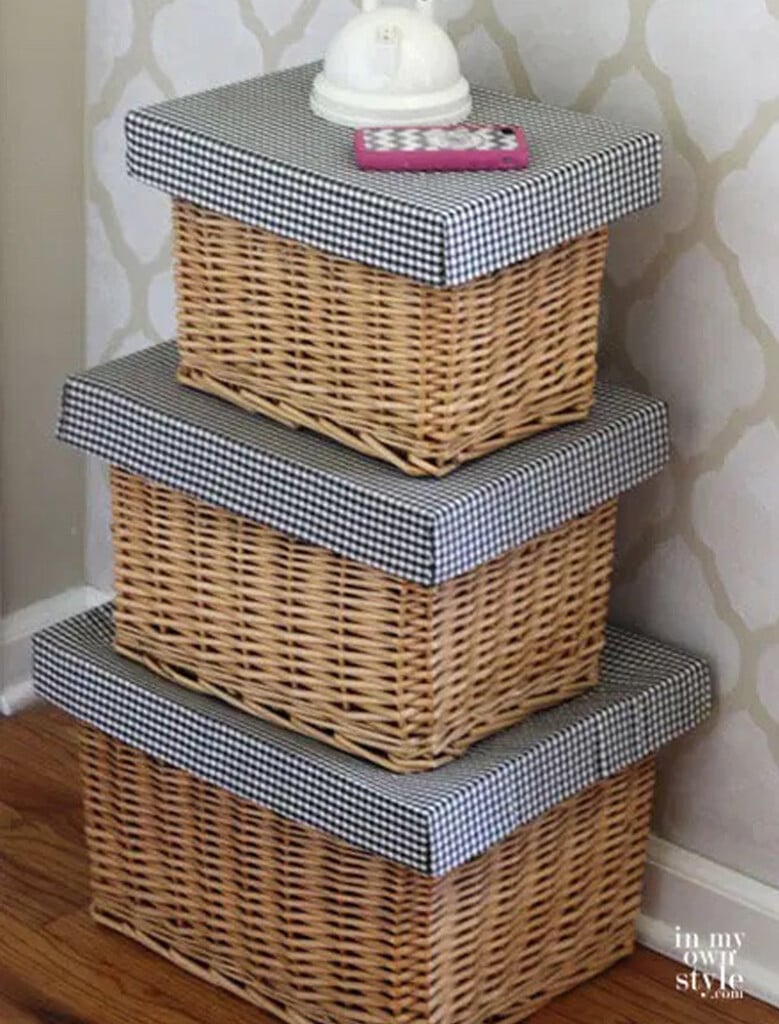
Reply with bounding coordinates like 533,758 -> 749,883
81,725 -> 654,1024
111,467 -> 618,772
173,200 -> 609,476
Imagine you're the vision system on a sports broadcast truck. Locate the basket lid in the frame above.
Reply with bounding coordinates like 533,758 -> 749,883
125,62 -> 661,287
33,603 -> 712,876
58,342 -> 669,586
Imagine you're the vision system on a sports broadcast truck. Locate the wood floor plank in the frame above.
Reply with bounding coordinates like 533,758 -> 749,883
1,706 -> 776,1024
1,708 -> 91,930
564,948 -> 768,1024
0,961 -> 97,1024
529,951 -> 685,1024
0,706 -> 81,799
0,909 -> 273,1024
0,799 -> 24,829
626,946 -> 779,1024
0,814 -> 90,929
526,1009 -> 572,1024
0,991 -> 49,1024
527,1006 -> 576,1024
0,707 -> 85,852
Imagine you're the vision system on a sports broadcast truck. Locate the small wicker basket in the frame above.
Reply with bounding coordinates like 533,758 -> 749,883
111,467 -> 618,772
81,724 -> 654,1024
173,199 -> 608,476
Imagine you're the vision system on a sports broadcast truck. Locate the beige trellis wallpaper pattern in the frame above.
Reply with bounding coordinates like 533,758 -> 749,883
87,0 -> 779,888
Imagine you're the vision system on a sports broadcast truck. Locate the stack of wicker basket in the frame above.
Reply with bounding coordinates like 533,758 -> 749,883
33,63 -> 713,1024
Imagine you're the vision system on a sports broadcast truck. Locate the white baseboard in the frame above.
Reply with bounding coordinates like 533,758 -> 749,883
638,835 -> 779,1008
1,586 -> 111,716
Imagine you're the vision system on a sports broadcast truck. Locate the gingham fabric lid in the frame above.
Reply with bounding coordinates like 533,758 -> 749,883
58,342 -> 669,586
33,604 -> 712,876
126,62 -> 661,287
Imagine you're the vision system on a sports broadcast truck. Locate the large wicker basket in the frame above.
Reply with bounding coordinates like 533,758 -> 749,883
173,199 -> 609,476
111,467 -> 618,772
81,723 -> 655,1024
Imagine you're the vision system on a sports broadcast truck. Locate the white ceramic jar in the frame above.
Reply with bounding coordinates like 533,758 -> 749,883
311,0 -> 472,128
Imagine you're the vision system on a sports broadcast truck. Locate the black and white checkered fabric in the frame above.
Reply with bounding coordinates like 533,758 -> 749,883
58,343 -> 669,586
33,604 -> 712,877
125,62 -> 661,287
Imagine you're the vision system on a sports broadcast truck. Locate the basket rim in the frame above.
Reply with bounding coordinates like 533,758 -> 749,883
126,62 -> 662,286
58,343 -> 670,586
33,602 -> 712,876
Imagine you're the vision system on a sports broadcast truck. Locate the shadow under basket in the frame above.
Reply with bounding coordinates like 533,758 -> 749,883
111,467 -> 618,773
173,200 -> 609,477
81,725 -> 654,1024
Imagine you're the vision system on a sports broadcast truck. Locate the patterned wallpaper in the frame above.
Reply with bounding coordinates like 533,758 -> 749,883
86,1 -> 779,886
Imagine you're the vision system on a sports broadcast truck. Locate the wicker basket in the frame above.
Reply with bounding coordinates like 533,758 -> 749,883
111,467 -> 618,772
81,724 -> 654,1024
173,199 -> 608,476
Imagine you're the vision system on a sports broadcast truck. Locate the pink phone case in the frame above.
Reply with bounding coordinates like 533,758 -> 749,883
354,125 -> 530,172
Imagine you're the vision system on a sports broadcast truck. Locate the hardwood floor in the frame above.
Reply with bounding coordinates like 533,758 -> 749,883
1,706 -> 776,1024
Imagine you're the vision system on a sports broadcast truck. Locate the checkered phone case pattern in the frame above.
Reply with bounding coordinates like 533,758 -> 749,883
362,126 -> 523,152
355,124 -> 530,172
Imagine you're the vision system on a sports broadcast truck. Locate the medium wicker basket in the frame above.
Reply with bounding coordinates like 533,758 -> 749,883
81,724 -> 654,1024
173,199 -> 609,476
111,467 -> 618,772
